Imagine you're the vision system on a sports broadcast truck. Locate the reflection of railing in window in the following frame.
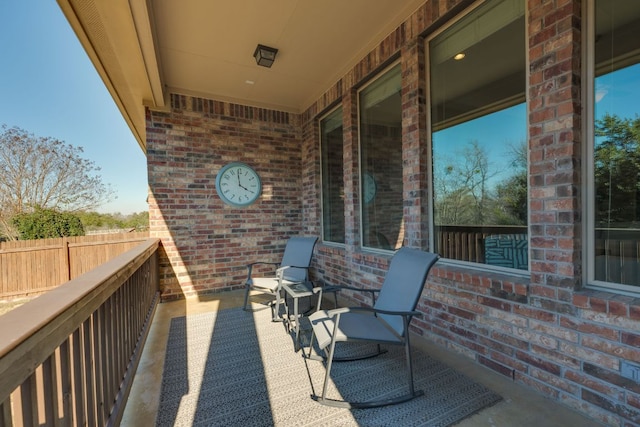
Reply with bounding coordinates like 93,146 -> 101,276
595,228 -> 640,286
435,225 -> 527,264
436,226 -> 640,285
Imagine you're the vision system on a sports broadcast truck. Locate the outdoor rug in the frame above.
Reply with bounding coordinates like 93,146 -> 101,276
155,307 -> 502,427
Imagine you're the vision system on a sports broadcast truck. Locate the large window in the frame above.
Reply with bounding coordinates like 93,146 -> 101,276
429,0 -> 527,270
359,63 -> 403,250
320,107 -> 345,244
589,0 -> 640,290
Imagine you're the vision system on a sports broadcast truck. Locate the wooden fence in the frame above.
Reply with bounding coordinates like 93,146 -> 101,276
0,232 -> 149,300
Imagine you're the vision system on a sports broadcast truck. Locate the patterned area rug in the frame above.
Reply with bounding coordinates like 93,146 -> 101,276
156,307 -> 501,427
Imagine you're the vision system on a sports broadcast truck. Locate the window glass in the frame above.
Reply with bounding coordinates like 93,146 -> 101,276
320,107 -> 345,244
359,64 -> 403,250
592,0 -> 640,287
429,0 -> 527,270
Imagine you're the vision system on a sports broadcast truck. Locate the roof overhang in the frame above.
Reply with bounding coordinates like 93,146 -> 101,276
56,0 -> 427,152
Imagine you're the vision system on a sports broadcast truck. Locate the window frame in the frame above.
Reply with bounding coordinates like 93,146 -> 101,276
356,60 -> 403,253
425,0 -> 530,275
583,0 -> 640,295
319,104 -> 346,246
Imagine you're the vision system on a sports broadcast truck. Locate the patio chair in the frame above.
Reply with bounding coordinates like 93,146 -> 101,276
242,236 -> 318,321
306,247 -> 439,408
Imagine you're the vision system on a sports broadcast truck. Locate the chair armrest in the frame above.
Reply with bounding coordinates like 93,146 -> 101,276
247,261 -> 280,269
322,283 -> 380,306
276,264 -> 311,272
327,306 -> 421,318
325,284 -> 380,294
246,261 -> 280,282
276,265 -> 311,281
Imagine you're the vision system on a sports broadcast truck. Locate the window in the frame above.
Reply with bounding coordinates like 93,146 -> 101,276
359,63 -> 403,250
320,107 -> 345,244
588,0 -> 640,290
428,0 -> 527,270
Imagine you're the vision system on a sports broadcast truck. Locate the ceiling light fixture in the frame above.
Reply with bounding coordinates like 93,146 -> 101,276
454,52 -> 466,60
253,44 -> 278,68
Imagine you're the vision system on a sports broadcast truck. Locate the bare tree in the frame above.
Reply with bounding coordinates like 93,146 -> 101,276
0,125 -> 115,239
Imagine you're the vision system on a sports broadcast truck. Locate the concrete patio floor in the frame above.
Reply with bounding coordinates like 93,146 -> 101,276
121,289 -> 603,427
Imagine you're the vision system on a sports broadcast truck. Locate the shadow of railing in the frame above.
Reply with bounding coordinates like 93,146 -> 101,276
0,238 -> 160,426
155,297 -> 276,426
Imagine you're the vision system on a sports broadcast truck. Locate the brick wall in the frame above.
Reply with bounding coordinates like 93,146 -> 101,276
146,94 -> 303,300
146,0 -> 640,424
298,0 -> 640,425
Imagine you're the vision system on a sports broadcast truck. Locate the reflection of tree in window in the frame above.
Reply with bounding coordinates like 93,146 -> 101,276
429,0 -> 527,269
594,113 -> 640,226
434,138 -> 526,228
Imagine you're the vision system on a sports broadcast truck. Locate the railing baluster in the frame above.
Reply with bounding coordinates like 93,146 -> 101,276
71,329 -> 86,427
82,319 -> 96,426
1,396 -> 13,427
59,339 -> 73,427
41,354 -> 57,426
93,308 -> 105,427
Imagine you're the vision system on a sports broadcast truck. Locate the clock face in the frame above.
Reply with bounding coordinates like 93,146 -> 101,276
215,162 -> 262,207
363,172 -> 377,204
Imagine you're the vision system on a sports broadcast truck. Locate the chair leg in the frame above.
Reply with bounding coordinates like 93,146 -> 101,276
405,333 -> 416,397
273,288 -> 285,321
313,336 -> 423,408
242,283 -> 250,311
320,335 -> 338,403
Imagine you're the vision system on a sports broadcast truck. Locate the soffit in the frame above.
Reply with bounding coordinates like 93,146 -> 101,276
57,0 -> 427,151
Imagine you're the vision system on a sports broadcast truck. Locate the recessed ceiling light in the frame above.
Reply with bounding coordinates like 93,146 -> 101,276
245,80 -> 255,85
454,53 -> 465,60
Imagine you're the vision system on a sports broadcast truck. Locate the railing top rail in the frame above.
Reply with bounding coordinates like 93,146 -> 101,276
0,238 -> 159,404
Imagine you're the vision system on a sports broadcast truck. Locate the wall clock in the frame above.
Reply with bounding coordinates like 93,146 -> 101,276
363,172 -> 377,204
215,162 -> 262,207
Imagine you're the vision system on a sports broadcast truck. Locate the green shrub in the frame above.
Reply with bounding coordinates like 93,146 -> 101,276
12,207 -> 85,239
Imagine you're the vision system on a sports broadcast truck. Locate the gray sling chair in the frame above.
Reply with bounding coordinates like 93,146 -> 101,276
306,247 -> 439,408
242,236 -> 318,321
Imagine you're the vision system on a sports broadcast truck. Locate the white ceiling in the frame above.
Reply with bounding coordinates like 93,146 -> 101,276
57,0 -> 428,150
152,0 -> 425,112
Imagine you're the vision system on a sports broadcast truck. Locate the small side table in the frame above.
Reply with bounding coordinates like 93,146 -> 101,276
281,281 -> 320,351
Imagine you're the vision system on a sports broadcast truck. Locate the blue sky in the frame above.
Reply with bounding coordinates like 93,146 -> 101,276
0,2 -> 148,214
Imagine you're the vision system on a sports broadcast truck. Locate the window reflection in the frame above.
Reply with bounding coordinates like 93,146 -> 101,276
593,0 -> 640,287
429,0 -> 527,270
321,107 -> 345,244
359,64 -> 403,250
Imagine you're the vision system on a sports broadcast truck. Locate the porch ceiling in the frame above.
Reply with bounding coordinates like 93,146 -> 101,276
56,0 -> 427,151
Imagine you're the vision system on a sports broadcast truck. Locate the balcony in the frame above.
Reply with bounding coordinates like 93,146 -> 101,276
0,239 -> 602,426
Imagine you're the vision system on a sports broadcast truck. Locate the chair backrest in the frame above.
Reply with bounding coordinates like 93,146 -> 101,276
279,236 -> 318,282
374,247 -> 439,337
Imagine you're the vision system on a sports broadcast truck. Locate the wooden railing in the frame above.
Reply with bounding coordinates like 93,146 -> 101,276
0,238 -> 160,427
0,232 -> 149,299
